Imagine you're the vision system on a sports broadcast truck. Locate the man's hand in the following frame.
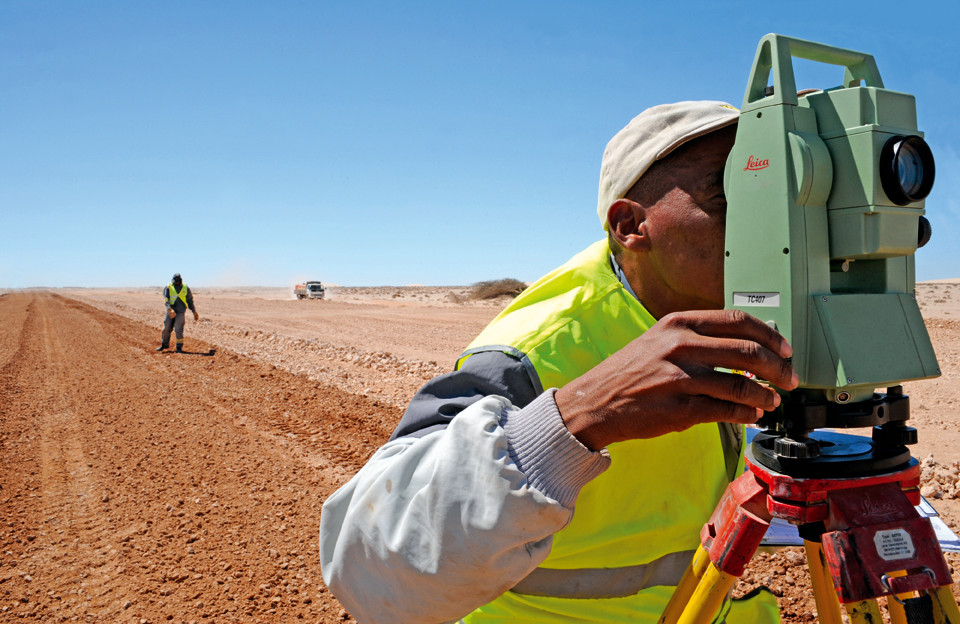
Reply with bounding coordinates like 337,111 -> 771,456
193,311 -> 200,322
168,309 -> 176,319
555,309 -> 799,451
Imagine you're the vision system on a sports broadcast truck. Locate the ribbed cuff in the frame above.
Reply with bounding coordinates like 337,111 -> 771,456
501,389 -> 611,508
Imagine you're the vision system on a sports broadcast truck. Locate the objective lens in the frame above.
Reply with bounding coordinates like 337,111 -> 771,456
898,141 -> 924,195
880,135 -> 935,205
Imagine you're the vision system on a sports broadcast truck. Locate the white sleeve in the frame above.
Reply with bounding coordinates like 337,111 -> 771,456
319,390 -> 609,624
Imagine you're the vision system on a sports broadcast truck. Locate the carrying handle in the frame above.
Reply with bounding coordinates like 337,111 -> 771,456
743,33 -> 884,109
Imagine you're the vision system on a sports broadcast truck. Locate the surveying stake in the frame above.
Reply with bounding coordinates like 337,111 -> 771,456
660,34 -> 957,623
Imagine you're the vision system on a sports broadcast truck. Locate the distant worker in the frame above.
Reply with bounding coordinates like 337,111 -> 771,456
156,273 -> 199,353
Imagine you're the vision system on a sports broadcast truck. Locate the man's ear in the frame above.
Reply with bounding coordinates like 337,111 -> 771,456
607,199 -> 650,252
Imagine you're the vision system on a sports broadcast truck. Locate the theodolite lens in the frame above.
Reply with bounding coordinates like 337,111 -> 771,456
880,135 -> 935,205
898,142 -> 924,193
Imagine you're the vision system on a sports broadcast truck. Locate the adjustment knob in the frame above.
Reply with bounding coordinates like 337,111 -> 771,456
873,424 -> 918,447
918,216 -> 932,248
775,436 -> 821,459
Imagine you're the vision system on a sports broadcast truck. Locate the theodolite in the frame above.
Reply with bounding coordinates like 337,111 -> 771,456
660,34 -> 957,624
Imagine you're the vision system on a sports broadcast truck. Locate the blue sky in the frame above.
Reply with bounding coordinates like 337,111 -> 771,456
2,1 -> 958,288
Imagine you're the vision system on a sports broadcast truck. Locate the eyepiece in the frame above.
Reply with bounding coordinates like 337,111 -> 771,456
880,135 -> 935,205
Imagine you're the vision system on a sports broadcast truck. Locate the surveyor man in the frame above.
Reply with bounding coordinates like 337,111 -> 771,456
319,101 -> 799,623
156,273 -> 199,353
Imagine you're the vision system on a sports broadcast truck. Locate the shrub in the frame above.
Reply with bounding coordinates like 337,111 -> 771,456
471,278 -> 527,300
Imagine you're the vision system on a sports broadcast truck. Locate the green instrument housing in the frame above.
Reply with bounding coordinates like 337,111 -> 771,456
724,34 -> 940,404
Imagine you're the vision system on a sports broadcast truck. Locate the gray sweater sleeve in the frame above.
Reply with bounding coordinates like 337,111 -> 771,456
319,351 -> 610,623
320,391 -> 609,624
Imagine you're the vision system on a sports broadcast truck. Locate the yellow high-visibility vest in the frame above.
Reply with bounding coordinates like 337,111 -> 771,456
166,283 -> 189,307
457,240 -> 776,622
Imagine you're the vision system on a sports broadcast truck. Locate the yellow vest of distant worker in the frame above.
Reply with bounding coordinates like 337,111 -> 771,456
167,283 -> 189,307
456,240 -> 771,622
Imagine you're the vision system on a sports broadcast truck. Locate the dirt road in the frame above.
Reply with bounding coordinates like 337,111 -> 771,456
1,292 -> 397,621
2,286 -> 959,622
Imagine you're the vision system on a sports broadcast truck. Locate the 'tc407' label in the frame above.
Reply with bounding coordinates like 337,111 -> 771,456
733,292 -> 781,307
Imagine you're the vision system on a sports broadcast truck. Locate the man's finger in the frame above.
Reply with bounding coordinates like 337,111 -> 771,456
682,394 -> 765,426
667,309 -> 793,359
686,369 -> 782,412
690,337 -> 798,390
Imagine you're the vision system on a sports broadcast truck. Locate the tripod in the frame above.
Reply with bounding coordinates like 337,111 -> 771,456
659,391 -> 960,624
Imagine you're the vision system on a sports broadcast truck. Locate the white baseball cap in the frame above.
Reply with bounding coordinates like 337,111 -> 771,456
597,100 -> 739,228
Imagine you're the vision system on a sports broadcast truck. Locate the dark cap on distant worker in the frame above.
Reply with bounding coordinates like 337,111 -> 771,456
597,100 -> 740,228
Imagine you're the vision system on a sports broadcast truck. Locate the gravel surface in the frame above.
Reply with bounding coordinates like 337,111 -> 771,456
2,283 -> 959,622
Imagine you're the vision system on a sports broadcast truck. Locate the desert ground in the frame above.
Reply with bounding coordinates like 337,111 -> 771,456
1,281 -> 959,623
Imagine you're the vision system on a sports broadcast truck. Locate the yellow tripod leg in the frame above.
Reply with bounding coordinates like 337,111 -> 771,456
845,599 -> 884,624
803,540 -> 844,624
676,561 -> 738,624
659,546 -> 711,624
931,585 -> 960,624
887,595 -> 908,624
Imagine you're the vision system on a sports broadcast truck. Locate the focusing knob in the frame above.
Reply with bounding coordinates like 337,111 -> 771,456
918,215 -> 932,248
774,436 -> 821,459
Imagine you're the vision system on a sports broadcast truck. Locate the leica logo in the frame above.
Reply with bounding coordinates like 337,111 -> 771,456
744,155 -> 770,171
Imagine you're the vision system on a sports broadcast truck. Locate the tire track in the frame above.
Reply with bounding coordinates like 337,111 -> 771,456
1,292 -> 401,621
33,295 -> 124,616
0,293 -> 49,618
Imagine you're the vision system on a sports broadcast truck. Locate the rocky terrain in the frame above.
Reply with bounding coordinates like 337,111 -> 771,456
1,281 -> 958,622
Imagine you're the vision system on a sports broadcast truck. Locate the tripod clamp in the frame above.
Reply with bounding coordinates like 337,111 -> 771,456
882,569 -> 937,605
